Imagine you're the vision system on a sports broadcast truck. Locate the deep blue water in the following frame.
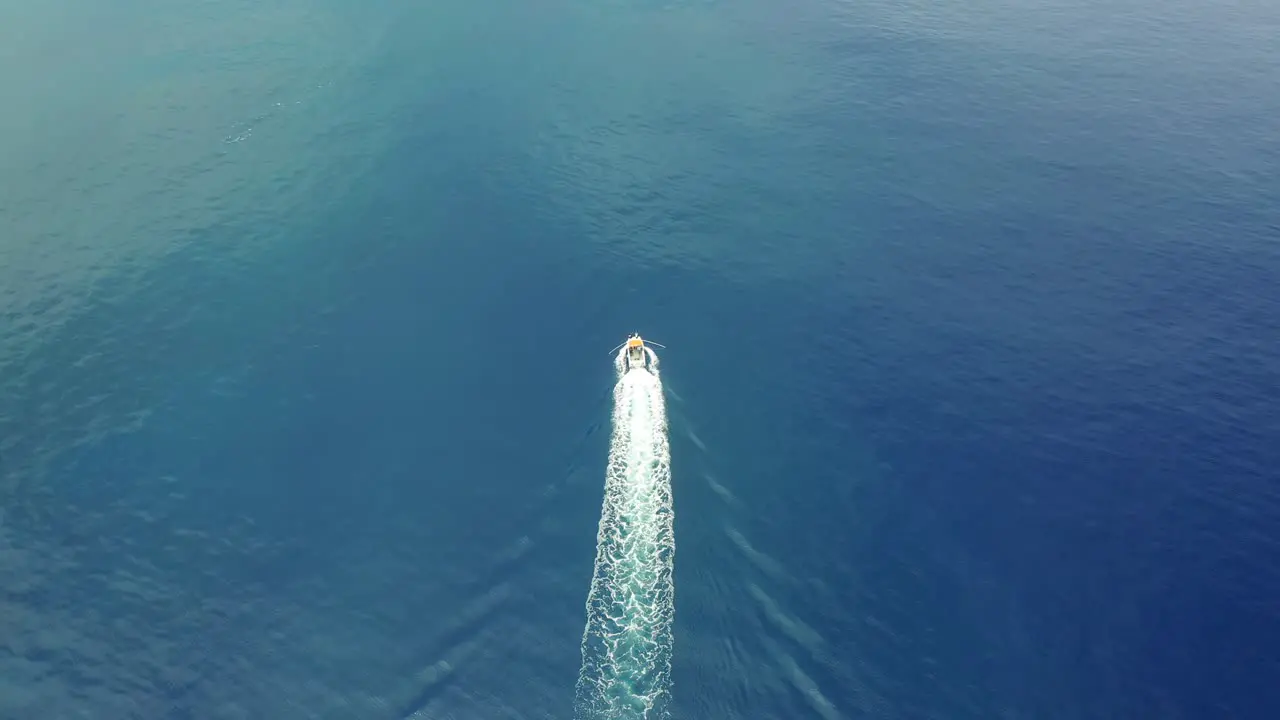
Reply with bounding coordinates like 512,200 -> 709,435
3,0 -> 1279,717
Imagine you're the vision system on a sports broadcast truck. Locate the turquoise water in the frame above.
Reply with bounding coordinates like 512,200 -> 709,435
3,0 -> 1279,717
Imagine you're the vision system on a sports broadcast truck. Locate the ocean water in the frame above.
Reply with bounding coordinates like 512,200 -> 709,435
3,0 -> 1279,718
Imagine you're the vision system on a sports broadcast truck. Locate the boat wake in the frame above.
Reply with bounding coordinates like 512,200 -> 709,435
575,346 -> 675,720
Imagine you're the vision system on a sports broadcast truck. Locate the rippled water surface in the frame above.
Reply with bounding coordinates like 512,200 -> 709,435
3,0 -> 1279,717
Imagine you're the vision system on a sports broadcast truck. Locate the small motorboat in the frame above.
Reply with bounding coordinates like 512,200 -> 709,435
611,333 -> 665,372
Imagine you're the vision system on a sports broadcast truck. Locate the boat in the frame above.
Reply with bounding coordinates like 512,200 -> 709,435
611,333 -> 665,372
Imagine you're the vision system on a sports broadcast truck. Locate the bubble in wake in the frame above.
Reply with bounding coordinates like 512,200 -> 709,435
575,350 -> 675,720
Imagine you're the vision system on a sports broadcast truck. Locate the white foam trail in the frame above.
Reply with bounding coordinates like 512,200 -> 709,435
575,349 -> 675,720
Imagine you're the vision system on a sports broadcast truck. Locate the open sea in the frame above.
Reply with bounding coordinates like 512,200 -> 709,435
3,0 -> 1279,718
